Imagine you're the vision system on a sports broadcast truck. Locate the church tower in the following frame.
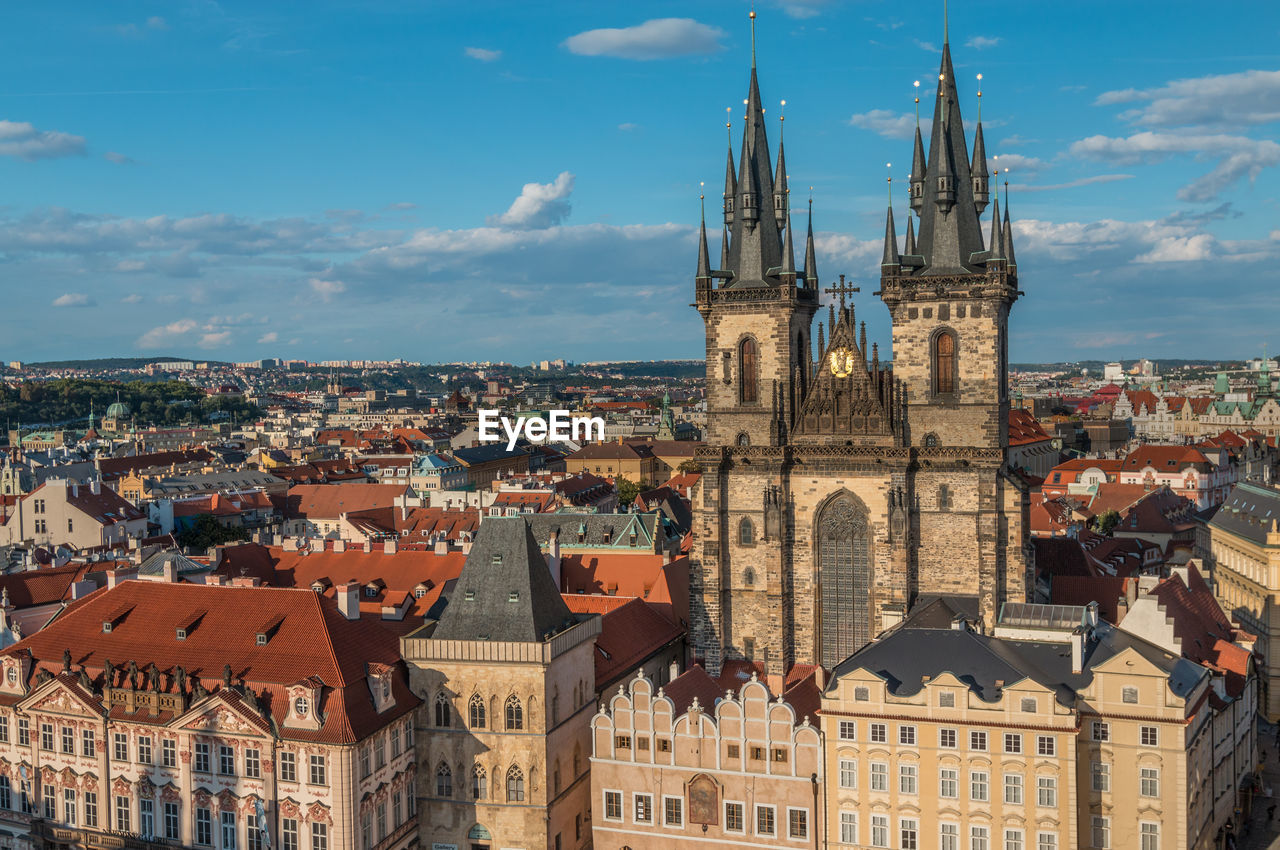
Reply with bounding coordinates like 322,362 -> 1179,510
695,10 -> 820,449
878,35 -> 1020,449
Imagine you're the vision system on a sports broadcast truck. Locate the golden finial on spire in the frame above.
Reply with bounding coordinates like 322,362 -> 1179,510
944,0 -> 949,44
913,80 -> 921,127
976,73 -> 983,122
809,185 -> 814,205
886,163 -> 893,205
749,5 -> 757,69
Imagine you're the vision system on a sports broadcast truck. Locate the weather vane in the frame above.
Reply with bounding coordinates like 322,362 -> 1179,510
976,73 -> 983,122
913,80 -> 921,126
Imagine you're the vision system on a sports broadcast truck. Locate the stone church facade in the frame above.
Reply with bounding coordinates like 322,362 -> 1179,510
690,31 -> 1032,675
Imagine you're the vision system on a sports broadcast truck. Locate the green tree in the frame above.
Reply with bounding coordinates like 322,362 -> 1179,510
615,476 -> 641,506
677,459 -> 701,474
1093,509 -> 1121,535
176,515 -> 249,551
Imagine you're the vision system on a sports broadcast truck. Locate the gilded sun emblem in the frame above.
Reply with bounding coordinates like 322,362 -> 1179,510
828,347 -> 855,378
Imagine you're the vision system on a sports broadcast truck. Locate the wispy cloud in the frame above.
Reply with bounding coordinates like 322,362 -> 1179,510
1014,174 -> 1135,192
563,18 -> 724,60
913,39 -> 940,53
0,120 -> 86,160
464,46 -> 502,62
487,171 -> 575,229
104,151 -> 135,165
1097,69 -> 1280,128
990,153 -> 1046,175
137,319 -> 198,349
1070,131 -> 1280,202
258,331 -> 278,344
308,278 -> 346,302
849,109 -> 916,140
618,122 -> 639,132
965,35 -> 1001,49
52,293 -> 94,308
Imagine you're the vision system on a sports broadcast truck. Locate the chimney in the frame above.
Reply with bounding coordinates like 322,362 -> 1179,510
90,479 -> 101,495
383,538 -> 398,555
107,567 -> 138,589
162,557 -> 177,584
338,580 -> 360,620
434,537 -> 448,556
333,539 -> 346,553
1085,601 -> 1099,629
70,482 -> 78,498
363,539 -> 373,553
1071,628 -> 1086,675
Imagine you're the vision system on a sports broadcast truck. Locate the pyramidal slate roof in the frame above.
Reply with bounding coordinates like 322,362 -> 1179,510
431,517 -> 574,643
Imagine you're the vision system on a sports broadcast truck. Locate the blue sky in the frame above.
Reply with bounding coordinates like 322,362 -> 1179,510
4,0 -> 1280,365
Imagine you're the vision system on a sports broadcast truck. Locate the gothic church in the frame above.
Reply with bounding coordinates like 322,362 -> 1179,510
690,21 -> 1031,675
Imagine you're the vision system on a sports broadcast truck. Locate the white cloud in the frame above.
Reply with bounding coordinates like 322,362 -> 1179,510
122,293 -> 143,303
52,292 -> 93,307
1097,69 -> 1280,128
309,278 -> 346,302
487,171 -> 575,229
104,151 -> 135,165
1015,174 -> 1134,192
0,120 -> 86,160
564,18 -> 723,60
990,153 -> 1045,175
136,319 -> 198,349
258,331 -> 279,344
965,35 -> 1001,49
1134,234 -> 1215,264
1069,131 -> 1280,202
849,109 -> 916,140
780,0 -> 828,19
464,46 -> 502,62
384,201 -> 417,211
913,39 -> 940,53
147,16 -> 169,30
618,122 -> 639,132
199,331 -> 231,348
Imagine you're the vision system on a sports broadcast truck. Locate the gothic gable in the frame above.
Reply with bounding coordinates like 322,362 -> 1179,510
792,304 -> 897,440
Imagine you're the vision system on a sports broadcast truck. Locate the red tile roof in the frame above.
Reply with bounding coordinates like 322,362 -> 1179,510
1121,445 -> 1211,472
1050,576 -> 1133,623
0,563 -> 95,608
1007,410 -> 1052,447
662,665 -> 724,716
0,581 -> 417,743
282,483 -> 410,520
563,596 -> 683,688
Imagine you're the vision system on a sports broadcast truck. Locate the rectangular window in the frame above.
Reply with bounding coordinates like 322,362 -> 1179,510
1091,816 -> 1109,849
219,744 -> 236,775
755,805 -> 775,837
40,723 -> 53,751
899,764 -> 918,795
222,811 -> 237,850
140,799 -> 155,841
941,823 -> 959,850
17,718 -> 28,747
84,792 -> 97,828
870,761 -> 889,792
788,808 -> 808,840
165,802 -> 180,840
726,744 -> 740,759
839,758 -> 857,789
871,814 -> 889,848
1005,829 -> 1024,850
162,738 -> 176,767
940,768 -> 958,799
309,754 -> 327,786
113,732 -> 127,761
839,720 -> 856,740
900,817 -> 919,850
0,715 -> 8,743
1091,762 -> 1110,792
1037,776 -> 1057,807
195,742 -> 210,773
279,751 -> 297,782
0,777 -> 10,810
970,771 -> 989,802
196,809 -> 213,845
1091,721 -> 1109,742
82,729 -> 96,758
1140,823 -> 1158,850
115,795 -> 131,832
1004,773 -> 1023,804
61,726 -> 74,755
311,822 -> 328,850
634,794 -> 652,824
726,802 -> 745,833
970,730 -> 988,751
899,725 -> 917,746
281,819 -> 299,850
390,727 -> 402,757
1140,767 -> 1160,798
1036,735 -> 1055,756
1140,725 -> 1159,747
971,826 -> 990,850
663,796 -> 683,827
1004,733 -> 1022,754
138,735 -> 152,765
939,728 -> 957,748
1037,834 -> 1057,850
246,748 -> 261,779
939,691 -> 955,707
870,723 -> 887,743
63,788 -> 77,826
360,745 -> 371,778
604,791 -> 622,820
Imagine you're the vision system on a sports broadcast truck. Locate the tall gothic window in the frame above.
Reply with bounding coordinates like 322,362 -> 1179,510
933,330 -> 957,395
506,766 -> 525,802
739,517 -> 754,546
434,693 -> 451,727
739,338 -> 759,404
817,494 -> 873,668
468,693 -> 486,729
505,695 -> 523,731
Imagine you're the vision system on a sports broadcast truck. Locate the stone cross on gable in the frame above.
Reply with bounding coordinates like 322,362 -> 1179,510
823,274 -> 860,307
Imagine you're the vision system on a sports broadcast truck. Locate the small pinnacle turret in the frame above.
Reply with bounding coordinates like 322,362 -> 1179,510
1002,190 -> 1017,268
971,121 -> 989,215
696,200 -> 712,282
773,133 -> 788,229
803,199 -> 819,288
904,214 -> 917,256
987,191 -> 1003,260
781,209 -> 796,277
722,144 -> 737,225
909,126 -> 926,214
881,205 -> 900,267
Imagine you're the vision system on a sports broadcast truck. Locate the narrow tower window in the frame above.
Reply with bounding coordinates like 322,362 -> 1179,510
933,331 -> 957,396
739,338 -> 759,404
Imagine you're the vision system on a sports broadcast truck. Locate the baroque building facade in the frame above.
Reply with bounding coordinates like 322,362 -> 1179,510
690,28 -> 1031,674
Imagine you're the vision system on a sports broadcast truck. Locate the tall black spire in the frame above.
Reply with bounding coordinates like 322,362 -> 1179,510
881,204 -> 900,267
971,119 -> 990,215
912,39 -> 986,274
773,111 -> 788,229
722,131 -> 737,226
697,195 -> 712,282
1002,183 -> 1017,268
904,213 -> 917,256
803,197 -> 818,287
909,126 -> 926,214
987,190 -> 1003,260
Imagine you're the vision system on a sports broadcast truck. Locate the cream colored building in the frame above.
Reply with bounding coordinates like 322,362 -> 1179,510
822,601 -> 1256,850
1201,481 -> 1280,719
590,668 -> 823,849
0,479 -> 149,550
403,517 -> 600,850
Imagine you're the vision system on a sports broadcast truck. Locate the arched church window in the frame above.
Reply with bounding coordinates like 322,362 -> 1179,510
933,330 -> 957,395
817,494 -> 873,668
434,692 -> 451,727
739,517 -> 754,546
743,567 -> 756,587
468,693 -> 486,729
923,433 -> 939,448
739,338 -> 759,404
938,485 -> 951,511
472,764 -> 487,799
436,762 -> 453,797
506,765 -> 525,802
736,433 -> 751,447
505,695 -> 523,730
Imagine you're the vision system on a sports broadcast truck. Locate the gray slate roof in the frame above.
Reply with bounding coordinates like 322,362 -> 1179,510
1209,482 -> 1280,546
431,517 -> 575,643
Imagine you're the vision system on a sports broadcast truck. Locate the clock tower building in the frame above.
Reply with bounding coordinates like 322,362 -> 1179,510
689,19 -> 1031,678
